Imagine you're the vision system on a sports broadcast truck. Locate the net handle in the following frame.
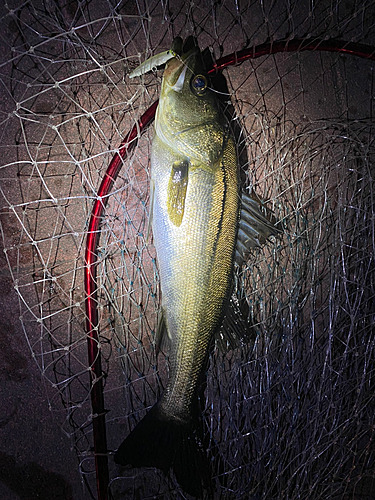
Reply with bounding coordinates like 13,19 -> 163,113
84,101 -> 158,500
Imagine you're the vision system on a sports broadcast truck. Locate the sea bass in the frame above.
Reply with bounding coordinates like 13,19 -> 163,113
114,36 -> 278,497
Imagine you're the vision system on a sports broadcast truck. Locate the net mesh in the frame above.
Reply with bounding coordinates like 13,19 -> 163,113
0,0 -> 374,499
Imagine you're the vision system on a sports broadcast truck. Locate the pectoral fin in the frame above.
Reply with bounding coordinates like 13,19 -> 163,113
167,160 -> 189,227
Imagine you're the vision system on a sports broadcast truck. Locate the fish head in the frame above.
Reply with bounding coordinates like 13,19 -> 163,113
162,37 -> 207,93
156,37 -> 224,164
160,37 -> 216,108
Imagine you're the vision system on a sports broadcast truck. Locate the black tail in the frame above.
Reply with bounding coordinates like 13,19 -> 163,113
114,404 -> 212,498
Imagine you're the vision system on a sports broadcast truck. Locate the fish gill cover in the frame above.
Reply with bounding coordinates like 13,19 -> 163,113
0,0 -> 374,499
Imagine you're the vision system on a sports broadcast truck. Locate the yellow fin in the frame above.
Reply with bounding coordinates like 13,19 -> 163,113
167,160 -> 189,227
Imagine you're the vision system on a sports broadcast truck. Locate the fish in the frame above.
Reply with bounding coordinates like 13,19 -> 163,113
114,36 -> 279,497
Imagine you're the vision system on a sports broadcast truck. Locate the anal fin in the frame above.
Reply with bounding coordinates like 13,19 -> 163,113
216,293 -> 256,351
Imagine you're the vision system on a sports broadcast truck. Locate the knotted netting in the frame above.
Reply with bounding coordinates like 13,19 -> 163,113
0,0 -> 374,499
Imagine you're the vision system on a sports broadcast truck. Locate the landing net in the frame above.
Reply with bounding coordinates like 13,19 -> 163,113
0,1 -> 374,499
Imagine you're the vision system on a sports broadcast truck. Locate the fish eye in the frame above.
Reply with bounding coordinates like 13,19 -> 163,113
191,74 -> 208,95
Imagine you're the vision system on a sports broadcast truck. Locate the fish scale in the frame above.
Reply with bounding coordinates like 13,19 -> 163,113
156,151 -> 238,419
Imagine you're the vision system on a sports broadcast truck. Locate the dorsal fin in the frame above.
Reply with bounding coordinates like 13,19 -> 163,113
235,192 -> 281,264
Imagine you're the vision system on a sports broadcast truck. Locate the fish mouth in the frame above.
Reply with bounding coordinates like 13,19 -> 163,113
164,37 -> 200,90
169,52 -> 197,92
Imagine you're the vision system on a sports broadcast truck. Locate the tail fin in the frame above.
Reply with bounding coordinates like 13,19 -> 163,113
114,404 -> 211,498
